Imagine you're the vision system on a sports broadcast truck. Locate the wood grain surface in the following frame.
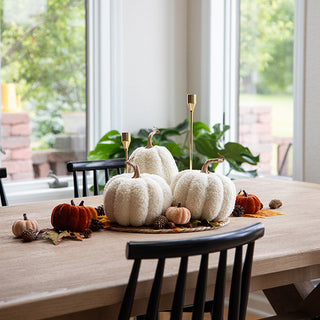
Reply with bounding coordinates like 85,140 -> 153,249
0,177 -> 319,320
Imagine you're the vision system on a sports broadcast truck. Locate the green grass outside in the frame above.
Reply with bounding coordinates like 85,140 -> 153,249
239,94 -> 293,137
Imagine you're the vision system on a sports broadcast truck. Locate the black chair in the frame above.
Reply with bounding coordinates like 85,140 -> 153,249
119,222 -> 265,320
0,167 -> 8,206
66,158 -> 126,197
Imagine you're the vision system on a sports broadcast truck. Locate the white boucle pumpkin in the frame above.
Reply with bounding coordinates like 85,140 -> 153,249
171,158 -> 236,221
103,161 -> 172,227
128,128 -> 178,185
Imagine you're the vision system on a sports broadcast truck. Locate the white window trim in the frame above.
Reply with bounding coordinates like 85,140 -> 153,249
86,0 -> 122,153
203,0 -> 239,142
293,0 -> 306,181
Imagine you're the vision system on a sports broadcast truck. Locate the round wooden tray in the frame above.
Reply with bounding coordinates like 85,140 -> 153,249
107,218 -> 230,234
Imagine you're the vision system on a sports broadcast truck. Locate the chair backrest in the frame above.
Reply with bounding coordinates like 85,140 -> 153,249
119,222 -> 265,320
66,158 -> 126,197
0,167 -> 8,206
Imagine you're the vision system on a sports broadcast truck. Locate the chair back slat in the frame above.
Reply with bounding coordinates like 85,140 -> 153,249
0,179 -> 8,206
239,242 -> 255,320
93,170 -> 99,195
171,256 -> 188,320
66,159 -> 125,197
146,258 -> 165,319
212,250 -> 227,320
0,168 -> 8,206
118,259 -> 141,320
105,169 -> 110,183
120,222 -> 265,319
82,171 -> 88,196
192,253 -> 209,320
72,172 -> 79,198
228,246 -> 243,320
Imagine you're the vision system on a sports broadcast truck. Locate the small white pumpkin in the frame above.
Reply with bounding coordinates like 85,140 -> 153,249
103,161 -> 172,226
128,128 -> 178,185
171,157 -> 236,221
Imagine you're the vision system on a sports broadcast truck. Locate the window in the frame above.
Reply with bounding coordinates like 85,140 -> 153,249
238,0 -> 294,177
0,0 -> 86,181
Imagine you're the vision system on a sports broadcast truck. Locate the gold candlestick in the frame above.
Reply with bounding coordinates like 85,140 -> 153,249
187,94 -> 196,169
121,132 -> 131,173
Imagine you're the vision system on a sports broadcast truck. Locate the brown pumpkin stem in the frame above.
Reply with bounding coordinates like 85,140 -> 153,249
146,128 -> 160,149
177,202 -> 181,208
23,213 -> 28,220
79,200 -> 84,206
126,161 -> 141,179
200,156 -> 225,174
243,190 -> 249,197
71,199 -> 75,206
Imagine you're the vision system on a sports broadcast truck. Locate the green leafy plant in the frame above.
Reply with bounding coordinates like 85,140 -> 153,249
88,118 -> 260,176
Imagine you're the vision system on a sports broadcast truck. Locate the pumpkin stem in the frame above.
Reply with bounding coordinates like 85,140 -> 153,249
79,200 -> 84,206
23,213 -> 28,220
200,156 -> 225,174
126,161 -> 141,178
146,128 -> 160,149
243,190 -> 249,197
177,202 -> 182,208
71,199 -> 75,206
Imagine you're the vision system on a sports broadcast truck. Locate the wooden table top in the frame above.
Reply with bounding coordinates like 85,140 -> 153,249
0,177 -> 319,320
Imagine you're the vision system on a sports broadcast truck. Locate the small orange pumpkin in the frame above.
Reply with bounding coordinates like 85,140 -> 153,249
51,200 -> 97,232
235,190 -> 261,214
12,213 -> 39,238
165,202 -> 191,225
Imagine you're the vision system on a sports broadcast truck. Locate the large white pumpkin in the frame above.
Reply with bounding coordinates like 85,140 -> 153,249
128,128 -> 178,185
103,161 -> 172,226
171,158 -> 236,221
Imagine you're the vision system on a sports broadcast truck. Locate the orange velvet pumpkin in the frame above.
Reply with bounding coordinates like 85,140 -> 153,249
51,200 -> 97,232
235,190 -> 261,214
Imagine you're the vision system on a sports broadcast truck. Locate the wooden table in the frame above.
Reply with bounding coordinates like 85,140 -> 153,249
0,177 -> 319,320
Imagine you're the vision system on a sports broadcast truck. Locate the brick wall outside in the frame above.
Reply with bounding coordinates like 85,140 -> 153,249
1,112 -> 34,180
1,112 -> 85,180
239,105 -> 292,176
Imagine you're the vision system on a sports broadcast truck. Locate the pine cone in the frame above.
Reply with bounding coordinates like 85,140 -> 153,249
95,205 -> 105,216
166,221 -> 176,229
269,199 -> 282,209
90,218 -> 103,231
83,228 -> 93,238
153,215 -> 168,229
232,205 -> 245,217
21,228 -> 37,242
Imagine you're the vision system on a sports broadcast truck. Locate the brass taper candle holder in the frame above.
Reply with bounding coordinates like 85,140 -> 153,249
187,94 -> 196,169
121,132 -> 131,173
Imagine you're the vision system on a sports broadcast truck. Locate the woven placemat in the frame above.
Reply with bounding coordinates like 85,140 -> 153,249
107,218 -> 230,234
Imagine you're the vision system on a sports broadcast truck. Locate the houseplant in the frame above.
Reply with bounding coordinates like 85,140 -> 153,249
88,118 -> 259,177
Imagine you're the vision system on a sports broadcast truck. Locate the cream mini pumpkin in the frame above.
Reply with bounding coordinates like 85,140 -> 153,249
103,161 -> 172,227
171,157 -> 236,221
165,203 -> 191,225
128,128 -> 178,185
12,213 -> 39,238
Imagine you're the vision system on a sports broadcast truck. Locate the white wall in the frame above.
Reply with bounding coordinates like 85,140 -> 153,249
303,0 -> 320,183
121,0 -> 188,132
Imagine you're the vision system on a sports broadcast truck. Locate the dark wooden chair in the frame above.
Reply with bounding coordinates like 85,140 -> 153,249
119,222 -> 265,320
66,158 -> 126,197
0,167 -> 8,206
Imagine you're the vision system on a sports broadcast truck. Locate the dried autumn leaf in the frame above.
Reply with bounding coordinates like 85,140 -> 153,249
44,230 -> 83,245
44,230 -> 71,245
